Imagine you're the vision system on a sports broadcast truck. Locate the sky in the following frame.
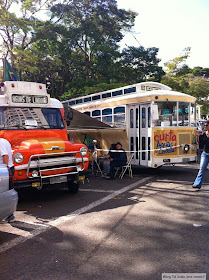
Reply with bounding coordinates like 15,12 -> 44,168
1,0 -> 209,70
117,0 -> 209,69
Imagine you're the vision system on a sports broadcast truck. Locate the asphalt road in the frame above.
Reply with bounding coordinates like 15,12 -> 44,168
0,163 -> 209,280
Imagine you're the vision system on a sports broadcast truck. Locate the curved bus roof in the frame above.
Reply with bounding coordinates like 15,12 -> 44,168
62,82 -> 196,111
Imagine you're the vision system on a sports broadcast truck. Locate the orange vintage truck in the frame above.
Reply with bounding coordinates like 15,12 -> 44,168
0,81 -> 89,193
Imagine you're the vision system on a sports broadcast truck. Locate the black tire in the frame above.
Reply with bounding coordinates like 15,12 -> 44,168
68,181 -> 79,194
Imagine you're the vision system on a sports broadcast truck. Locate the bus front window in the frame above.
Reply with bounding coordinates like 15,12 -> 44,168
179,102 -> 189,126
154,101 -> 177,127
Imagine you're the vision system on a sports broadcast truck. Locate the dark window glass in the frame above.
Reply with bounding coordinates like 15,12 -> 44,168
142,137 -> 146,160
42,108 -> 65,129
124,87 -> 136,94
92,110 -> 101,116
92,95 -> 101,100
130,137 -> 134,151
136,136 -> 138,160
114,107 -> 125,114
69,101 -> 75,105
102,92 -> 111,99
179,102 -> 189,126
136,108 -> 139,128
84,97 -> 91,102
84,111 -> 90,116
102,116 -> 112,124
130,109 -> 134,128
76,99 -> 83,104
148,107 -> 151,128
112,90 -> 122,96
102,108 -> 112,115
148,137 -> 151,160
142,107 -> 146,128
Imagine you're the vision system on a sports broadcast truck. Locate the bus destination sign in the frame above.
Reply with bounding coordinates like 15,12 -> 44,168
12,94 -> 48,104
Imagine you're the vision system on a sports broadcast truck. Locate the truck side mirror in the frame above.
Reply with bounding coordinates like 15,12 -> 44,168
64,105 -> 73,126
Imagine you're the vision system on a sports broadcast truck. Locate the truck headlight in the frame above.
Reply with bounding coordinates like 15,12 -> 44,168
80,147 -> 87,156
14,153 -> 24,163
32,170 -> 39,177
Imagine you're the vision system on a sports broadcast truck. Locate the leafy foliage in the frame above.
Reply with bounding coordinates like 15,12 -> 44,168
0,0 -> 166,99
162,48 -> 209,115
1,0 -> 208,114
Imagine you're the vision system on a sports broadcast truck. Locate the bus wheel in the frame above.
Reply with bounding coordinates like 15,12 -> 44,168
68,181 -> 79,194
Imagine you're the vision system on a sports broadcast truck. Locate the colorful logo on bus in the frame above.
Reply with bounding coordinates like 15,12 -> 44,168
154,129 -> 177,156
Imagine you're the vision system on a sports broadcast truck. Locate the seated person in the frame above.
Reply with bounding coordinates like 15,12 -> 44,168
106,142 -> 127,179
102,143 -> 117,175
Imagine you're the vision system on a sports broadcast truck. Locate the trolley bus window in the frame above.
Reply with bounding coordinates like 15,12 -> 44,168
76,99 -> 83,104
148,107 -> 151,128
148,137 -> 151,160
114,115 -> 125,127
92,110 -> 101,116
102,92 -> 111,99
179,102 -> 189,126
136,108 -> 139,128
102,108 -> 112,115
92,95 -> 101,100
102,116 -> 112,124
190,103 -> 196,126
84,97 -> 91,102
130,137 -> 134,152
114,107 -> 125,114
136,136 -> 139,159
112,90 -> 122,97
130,109 -> 134,128
102,108 -> 113,125
84,111 -> 90,116
124,87 -> 136,94
154,101 -> 177,127
142,137 -> 146,160
142,107 -> 146,128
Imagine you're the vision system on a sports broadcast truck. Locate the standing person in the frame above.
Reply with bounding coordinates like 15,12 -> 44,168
106,142 -> 127,180
193,120 -> 209,190
0,137 -> 15,222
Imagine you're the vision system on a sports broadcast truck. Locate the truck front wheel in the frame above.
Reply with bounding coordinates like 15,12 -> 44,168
68,181 -> 79,194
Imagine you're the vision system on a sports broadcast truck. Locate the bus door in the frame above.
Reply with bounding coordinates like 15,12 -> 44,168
127,105 -> 140,165
140,103 -> 151,166
127,103 -> 151,166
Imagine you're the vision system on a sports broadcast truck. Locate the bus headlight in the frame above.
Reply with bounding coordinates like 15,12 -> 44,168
80,147 -> 88,156
14,153 -> 24,163
184,144 -> 190,153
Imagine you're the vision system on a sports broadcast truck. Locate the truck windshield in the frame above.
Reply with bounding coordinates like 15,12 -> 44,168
0,107 -> 65,130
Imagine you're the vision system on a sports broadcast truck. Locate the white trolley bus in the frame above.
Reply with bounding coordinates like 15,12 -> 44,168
63,82 -> 197,168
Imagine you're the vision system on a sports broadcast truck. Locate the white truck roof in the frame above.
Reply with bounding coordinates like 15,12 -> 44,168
0,81 -> 63,108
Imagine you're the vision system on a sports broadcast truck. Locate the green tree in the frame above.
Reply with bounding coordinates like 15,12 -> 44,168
164,47 -> 191,76
0,0 -> 54,79
117,46 -> 165,84
50,0 -> 137,82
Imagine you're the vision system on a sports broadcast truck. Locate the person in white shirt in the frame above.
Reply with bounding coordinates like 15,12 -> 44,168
0,138 -> 14,175
0,138 -> 15,223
